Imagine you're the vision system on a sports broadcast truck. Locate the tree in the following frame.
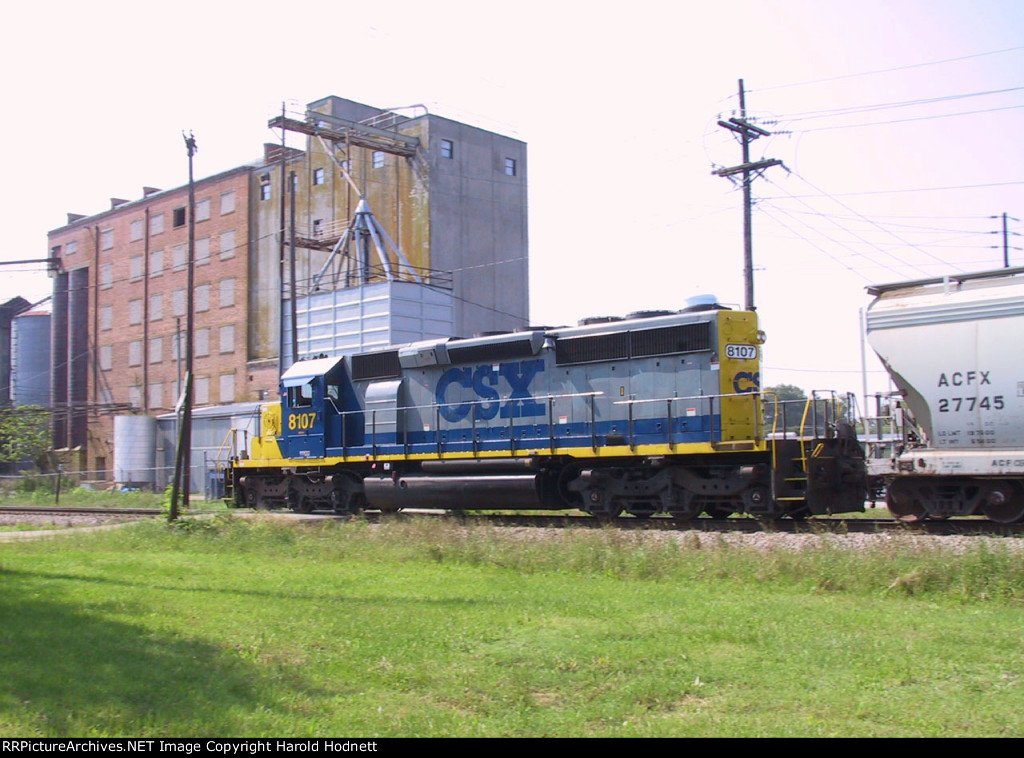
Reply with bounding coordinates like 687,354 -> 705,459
0,405 -> 51,468
763,384 -> 807,433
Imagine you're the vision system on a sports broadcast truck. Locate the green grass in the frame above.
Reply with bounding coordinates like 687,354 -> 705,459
0,484 -> 167,510
1,515 -> 1023,737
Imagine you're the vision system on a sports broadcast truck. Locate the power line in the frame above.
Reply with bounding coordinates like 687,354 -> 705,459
751,45 -> 1024,92
763,172 -> 954,275
779,86 -> 1024,122
762,179 -> 1024,200
790,103 -> 1024,133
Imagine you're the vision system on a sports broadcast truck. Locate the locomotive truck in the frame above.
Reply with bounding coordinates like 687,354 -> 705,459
228,300 -> 868,519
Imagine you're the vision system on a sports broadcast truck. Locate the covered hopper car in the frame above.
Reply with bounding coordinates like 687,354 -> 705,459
228,303 -> 868,519
866,266 -> 1024,523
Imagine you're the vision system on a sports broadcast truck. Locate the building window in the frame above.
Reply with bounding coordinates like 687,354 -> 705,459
100,264 -> 113,290
129,386 -> 142,409
220,373 -> 235,403
100,306 -> 112,331
372,151 -> 384,169
172,207 -> 186,228
340,159 -> 350,173
99,345 -> 112,371
173,289 -> 186,317
66,240 -> 77,256
129,255 -> 144,282
150,213 -> 164,235
259,175 -> 272,201
195,376 -> 209,406
313,168 -> 325,185
219,230 -> 235,260
149,382 -> 162,409
150,293 -> 163,321
219,325 -> 234,354
195,198 -> 211,222
504,158 -> 517,176
150,337 -> 163,364
128,340 -> 143,367
220,278 -> 235,308
312,219 -> 323,238
440,139 -> 454,159
173,244 -> 186,272
129,299 -> 143,325
221,190 -> 235,215
196,237 -> 210,266
196,284 -> 209,313
150,248 -> 163,277
100,229 -> 114,250
196,328 -> 209,357
130,219 -> 144,242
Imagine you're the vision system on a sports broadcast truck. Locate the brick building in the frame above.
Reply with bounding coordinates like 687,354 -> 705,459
45,97 -> 528,482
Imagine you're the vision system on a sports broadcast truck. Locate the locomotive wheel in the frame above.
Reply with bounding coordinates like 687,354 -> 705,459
705,505 -> 734,520
329,487 -> 364,517
668,507 -> 700,521
329,488 -> 350,515
667,488 -> 701,521
244,482 -> 268,511
982,483 -> 1024,524
287,484 -> 314,514
886,481 -> 928,522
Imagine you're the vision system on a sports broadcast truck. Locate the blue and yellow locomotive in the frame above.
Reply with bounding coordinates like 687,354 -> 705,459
229,302 -> 867,519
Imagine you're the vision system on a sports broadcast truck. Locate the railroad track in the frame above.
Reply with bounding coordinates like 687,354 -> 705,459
4,505 -> 1021,538
0,506 -> 163,516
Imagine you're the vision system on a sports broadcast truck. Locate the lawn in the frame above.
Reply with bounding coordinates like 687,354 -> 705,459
1,515 -> 1022,737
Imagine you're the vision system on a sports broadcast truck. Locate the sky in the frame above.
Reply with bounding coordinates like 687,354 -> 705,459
2,0 -> 1022,412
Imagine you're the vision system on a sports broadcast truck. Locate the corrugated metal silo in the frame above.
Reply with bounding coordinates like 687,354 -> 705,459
11,312 -> 51,407
113,415 -> 158,490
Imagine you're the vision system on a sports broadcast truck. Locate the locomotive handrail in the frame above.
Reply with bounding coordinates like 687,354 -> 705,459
614,391 -> 763,447
317,389 -> 766,459
324,390 -> 605,458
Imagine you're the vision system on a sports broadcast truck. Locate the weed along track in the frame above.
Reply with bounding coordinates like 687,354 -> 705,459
260,507 -> 1024,541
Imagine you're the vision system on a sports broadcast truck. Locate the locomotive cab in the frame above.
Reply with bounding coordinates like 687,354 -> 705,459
279,356 -> 354,459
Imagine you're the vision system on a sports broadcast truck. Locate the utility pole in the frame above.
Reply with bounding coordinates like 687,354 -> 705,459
1003,212 -> 1012,268
170,132 -> 198,521
713,79 -> 783,311
289,171 -> 299,364
995,212 -> 1021,268
279,102 -> 288,374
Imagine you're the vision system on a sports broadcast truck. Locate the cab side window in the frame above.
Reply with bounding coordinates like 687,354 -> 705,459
288,382 -> 313,408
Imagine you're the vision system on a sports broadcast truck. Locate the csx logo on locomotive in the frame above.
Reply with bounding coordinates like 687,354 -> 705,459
436,359 -> 545,421
733,371 -> 760,394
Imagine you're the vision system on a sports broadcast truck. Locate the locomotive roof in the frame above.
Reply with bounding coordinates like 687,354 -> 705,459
281,355 -> 344,386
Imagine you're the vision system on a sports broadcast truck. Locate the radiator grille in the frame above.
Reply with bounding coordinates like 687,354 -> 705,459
555,322 -> 711,366
351,350 -> 402,381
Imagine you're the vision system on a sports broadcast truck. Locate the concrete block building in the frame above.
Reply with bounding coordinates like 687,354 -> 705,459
45,97 -> 529,485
